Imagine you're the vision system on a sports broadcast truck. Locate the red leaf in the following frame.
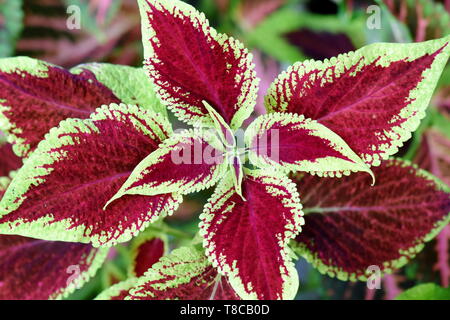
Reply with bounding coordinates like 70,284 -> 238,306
0,58 -> 121,157
138,0 -> 258,129
0,104 -> 181,246
130,265 -> 238,300
245,113 -> 371,176
0,235 -> 107,300
200,171 -> 303,299
106,130 -> 227,204
127,246 -> 239,300
266,39 -> 450,166
132,237 -> 165,277
292,159 -> 450,280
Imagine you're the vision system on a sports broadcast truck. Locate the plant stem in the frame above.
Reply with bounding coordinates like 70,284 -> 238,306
147,224 -> 192,239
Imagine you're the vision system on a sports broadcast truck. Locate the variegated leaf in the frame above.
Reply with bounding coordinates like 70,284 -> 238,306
0,235 -> 108,300
0,177 -> 108,300
137,0 -> 259,129
0,57 -> 121,157
0,103 -> 181,247
200,170 -> 304,300
106,129 -> 227,206
266,36 -> 450,166
245,112 -> 373,178
126,246 -> 239,300
291,159 -> 450,281
95,278 -> 139,300
129,233 -> 167,278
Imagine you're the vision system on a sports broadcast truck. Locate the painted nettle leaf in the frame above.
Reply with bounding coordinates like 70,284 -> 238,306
265,37 -> 450,167
129,233 -> 167,278
0,58 -> 162,158
0,103 -> 181,246
0,177 -> 108,300
93,0 -> 450,300
0,0 -> 450,301
0,138 -> 21,177
290,159 -> 450,281
97,246 -> 239,300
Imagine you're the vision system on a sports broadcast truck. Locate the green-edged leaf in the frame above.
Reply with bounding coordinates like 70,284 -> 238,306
266,36 -> 450,167
124,246 -> 239,300
395,283 -> 450,300
106,129 -> 227,206
0,178 -> 109,300
138,0 -> 259,130
95,277 -> 138,300
245,113 -> 373,178
0,57 -> 122,157
129,232 -> 167,278
200,170 -> 303,300
0,103 -> 181,247
291,159 -> 450,281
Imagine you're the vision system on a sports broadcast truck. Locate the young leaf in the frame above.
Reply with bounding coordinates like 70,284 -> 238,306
137,0 -> 259,129
0,235 -> 108,300
203,101 -> 236,148
199,170 -> 304,300
130,234 -> 166,278
291,159 -> 450,281
106,129 -> 227,206
245,113 -> 373,178
0,57 -> 121,157
125,246 -> 239,300
0,103 -> 181,247
70,63 -> 168,116
266,36 -> 450,167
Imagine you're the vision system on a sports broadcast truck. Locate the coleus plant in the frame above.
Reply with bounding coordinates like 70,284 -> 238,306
0,0 -> 449,300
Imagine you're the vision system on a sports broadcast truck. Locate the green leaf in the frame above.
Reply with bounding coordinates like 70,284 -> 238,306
0,0 -> 23,57
395,283 -> 450,300
70,63 -> 168,117
246,8 -> 366,63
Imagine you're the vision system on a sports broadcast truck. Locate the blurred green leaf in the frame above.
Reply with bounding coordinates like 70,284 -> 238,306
0,0 -> 24,57
246,7 -> 366,63
63,0 -> 105,42
395,283 -> 450,300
